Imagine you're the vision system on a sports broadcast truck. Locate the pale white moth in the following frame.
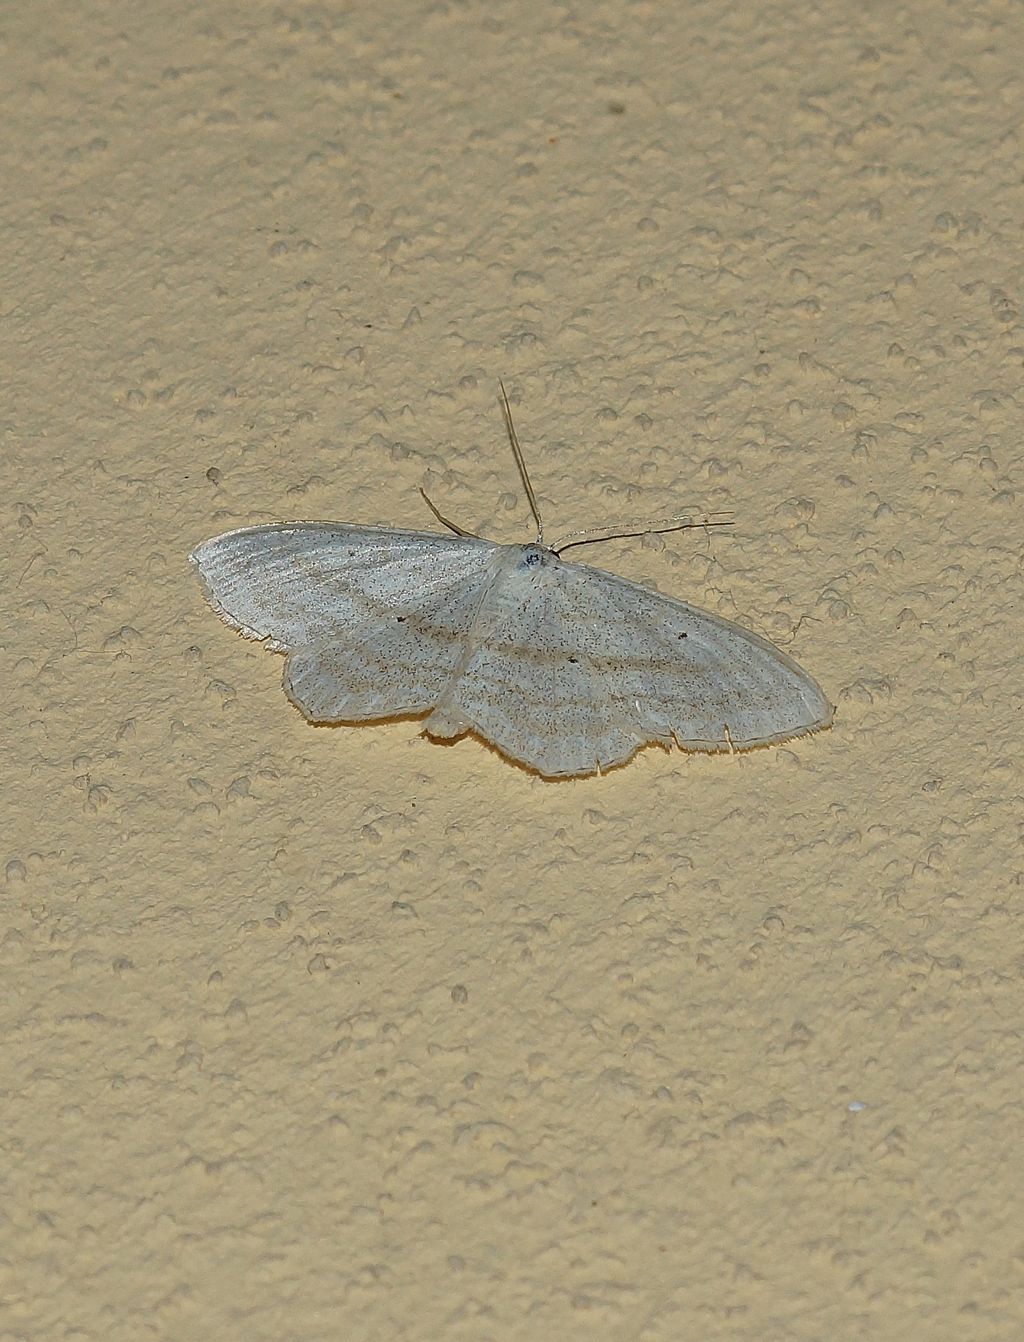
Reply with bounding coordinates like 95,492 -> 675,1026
190,387 -> 832,777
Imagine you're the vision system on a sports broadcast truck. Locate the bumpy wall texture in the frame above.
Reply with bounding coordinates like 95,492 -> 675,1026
3,1 -> 1022,1338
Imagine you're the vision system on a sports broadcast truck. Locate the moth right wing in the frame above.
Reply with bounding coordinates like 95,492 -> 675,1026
190,523 -> 501,721
430,552 -> 831,777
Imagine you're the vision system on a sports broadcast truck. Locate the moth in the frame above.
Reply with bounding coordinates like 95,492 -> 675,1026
190,387 -> 831,777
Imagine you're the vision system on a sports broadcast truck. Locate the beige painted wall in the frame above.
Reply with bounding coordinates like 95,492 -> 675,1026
3,1 -> 1022,1337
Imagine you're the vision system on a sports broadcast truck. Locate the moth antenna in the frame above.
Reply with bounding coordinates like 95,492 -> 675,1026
699,512 -> 728,556
499,380 -> 544,545
419,487 -> 484,539
551,511 -> 734,555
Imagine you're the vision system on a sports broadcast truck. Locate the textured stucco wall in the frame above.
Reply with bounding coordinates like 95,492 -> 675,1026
3,1 -> 1023,1338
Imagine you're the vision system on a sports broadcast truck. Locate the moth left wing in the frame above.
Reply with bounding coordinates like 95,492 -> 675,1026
191,524 -> 502,722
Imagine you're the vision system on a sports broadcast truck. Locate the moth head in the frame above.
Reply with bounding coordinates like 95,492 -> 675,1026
519,544 -> 556,571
